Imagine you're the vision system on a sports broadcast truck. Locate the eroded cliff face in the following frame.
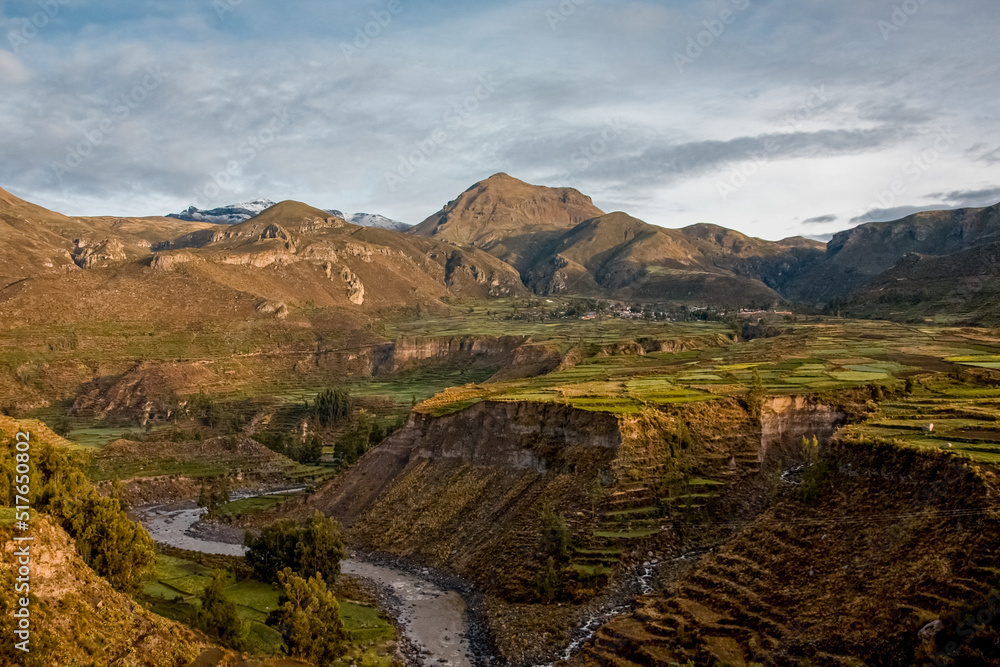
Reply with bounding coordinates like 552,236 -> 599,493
760,395 -> 847,458
369,335 -> 528,375
317,400 -> 621,527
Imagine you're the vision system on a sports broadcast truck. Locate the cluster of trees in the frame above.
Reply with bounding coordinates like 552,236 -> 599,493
256,387 -> 400,467
238,512 -> 347,664
256,431 -> 324,465
333,409 -> 388,465
196,564 -> 347,665
740,319 -> 780,342
243,511 -> 346,584
311,388 -> 352,427
0,436 -> 155,593
187,390 -> 224,429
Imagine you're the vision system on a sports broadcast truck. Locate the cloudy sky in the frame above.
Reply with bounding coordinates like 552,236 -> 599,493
1,0 -> 998,240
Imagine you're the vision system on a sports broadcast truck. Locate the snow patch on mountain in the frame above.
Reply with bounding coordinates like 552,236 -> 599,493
168,199 -> 276,224
328,211 -> 412,231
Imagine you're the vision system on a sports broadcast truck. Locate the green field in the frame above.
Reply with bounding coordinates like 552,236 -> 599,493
417,321 -> 1000,416
142,553 -> 396,662
845,374 -> 1000,464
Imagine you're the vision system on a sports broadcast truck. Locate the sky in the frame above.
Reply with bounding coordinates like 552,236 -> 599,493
1,0 -> 998,241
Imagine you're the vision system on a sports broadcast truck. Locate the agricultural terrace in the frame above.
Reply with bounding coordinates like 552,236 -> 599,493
416,321 -> 1000,465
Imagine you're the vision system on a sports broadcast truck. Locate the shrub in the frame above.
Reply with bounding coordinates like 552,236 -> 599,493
800,458 -> 833,504
540,504 -> 572,558
0,437 -> 154,593
745,369 -> 766,418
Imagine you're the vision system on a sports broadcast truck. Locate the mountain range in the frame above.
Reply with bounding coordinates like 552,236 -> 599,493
168,199 -> 412,231
2,174 -> 999,326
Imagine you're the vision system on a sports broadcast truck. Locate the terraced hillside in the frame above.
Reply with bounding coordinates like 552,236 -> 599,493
298,387 -> 851,664
572,439 -> 1000,666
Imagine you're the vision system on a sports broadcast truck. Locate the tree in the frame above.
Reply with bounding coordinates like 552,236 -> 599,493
296,511 -> 347,582
588,476 -> 605,518
540,504 -> 572,558
745,368 -> 766,418
245,519 -> 299,583
197,477 -> 231,516
198,483 -> 212,510
334,410 -> 375,465
199,569 -> 245,649
299,434 -> 323,464
51,415 -> 71,437
535,557 -> 560,604
244,512 -> 346,583
67,494 -> 156,593
270,568 -> 346,666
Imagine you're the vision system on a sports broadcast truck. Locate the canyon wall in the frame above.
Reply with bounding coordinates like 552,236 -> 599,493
760,394 -> 847,459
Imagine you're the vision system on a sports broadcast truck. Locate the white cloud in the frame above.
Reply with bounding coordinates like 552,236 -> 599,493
0,49 -> 29,84
0,0 -> 998,238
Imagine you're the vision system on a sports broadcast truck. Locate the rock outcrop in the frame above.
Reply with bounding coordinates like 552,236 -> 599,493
760,395 -> 847,458
71,237 -> 128,268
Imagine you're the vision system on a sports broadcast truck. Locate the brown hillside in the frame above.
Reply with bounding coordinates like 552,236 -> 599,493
0,195 -> 528,327
840,241 -> 1000,325
573,439 -> 1000,666
783,202 -> 1000,304
0,186 -> 215,284
525,213 -> 818,305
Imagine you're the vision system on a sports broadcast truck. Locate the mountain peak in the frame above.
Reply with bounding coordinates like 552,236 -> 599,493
410,175 -> 604,270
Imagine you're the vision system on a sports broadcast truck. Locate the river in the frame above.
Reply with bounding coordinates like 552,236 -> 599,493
134,497 -> 475,667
